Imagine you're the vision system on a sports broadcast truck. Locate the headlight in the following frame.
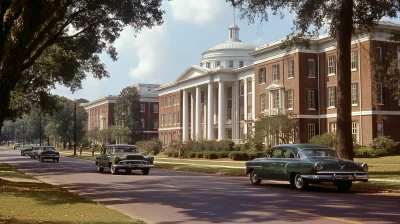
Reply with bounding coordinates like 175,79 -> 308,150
361,162 -> 368,172
314,162 -> 323,171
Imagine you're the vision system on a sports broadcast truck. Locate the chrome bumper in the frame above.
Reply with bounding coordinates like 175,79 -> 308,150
40,155 -> 60,159
113,164 -> 155,169
302,173 -> 368,181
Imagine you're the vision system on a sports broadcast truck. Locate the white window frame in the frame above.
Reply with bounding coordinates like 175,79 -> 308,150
240,106 -> 244,120
352,122 -> 359,143
228,60 -> 234,68
328,55 -> 336,76
329,122 -> 337,134
161,115 -> 164,127
377,121 -> 384,137
308,124 -> 316,141
308,59 -> 316,78
169,113 -> 172,125
307,89 -> 316,110
247,78 -> 252,94
260,94 -> 266,111
351,83 -> 358,106
153,104 -> 158,113
239,61 -> 244,68
177,111 -> 180,124
376,82 -> 383,105
215,61 -> 221,67
140,104 -> 145,112
259,68 -> 266,84
351,51 -> 358,70
240,81 -> 244,96
328,86 -> 336,108
153,119 -> 158,129
287,89 -> 293,110
272,64 -> 279,81
206,62 -> 210,68
288,59 -> 294,78
272,90 -> 280,109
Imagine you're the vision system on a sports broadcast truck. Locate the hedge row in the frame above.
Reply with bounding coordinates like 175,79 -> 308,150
164,150 -> 270,161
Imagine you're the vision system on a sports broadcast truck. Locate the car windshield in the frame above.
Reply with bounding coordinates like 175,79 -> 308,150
42,147 -> 56,151
113,147 -> 138,153
298,149 -> 338,158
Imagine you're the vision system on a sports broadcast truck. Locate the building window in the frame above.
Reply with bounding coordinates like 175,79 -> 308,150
351,83 -> 358,105
272,91 -> 280,109
215,61 -> 221,67
376,82 -> 383,104
352,122 -> 359,143
247,78 -> 252,94
308,89 -> 316,109
288,59 -> 294,78
272,64 -> 279,81
161,115 -> 164,126
328,86 -> 336,108
240,80 -> 244,96
227,108 -> 232,120
308,124 -> 316,141
239,61 -> 244,67
378,47 -> 383,63
287,89 -> 294,110
169,113 -> 172,125
176,95 -> 180,105
240,106 -> 244,120
260,94 -> 266,111
351,51 -> 358,70
308,59 -> 316,78
200,62 -> 203,67
140,104 -> 145,112
153,104 -> 158,113
206,62 -> 210,68
329,122 -> 337,134
177,111 -> 180,124
227,129 -> 233,139
141,118 -> 145,128
328,55 -> 336,75
153,119 -> 158,129
228,60 -> 234,68
259,68 -> 266,84
377,121 -> 384,137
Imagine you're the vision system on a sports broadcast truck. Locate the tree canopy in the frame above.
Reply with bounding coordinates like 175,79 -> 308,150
0,0 -> 165,131
114,86 -> 143,144
229,0 -> 400,160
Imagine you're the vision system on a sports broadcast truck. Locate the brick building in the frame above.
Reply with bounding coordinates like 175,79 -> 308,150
157,21 -> 400,146
83,83 -> 160,141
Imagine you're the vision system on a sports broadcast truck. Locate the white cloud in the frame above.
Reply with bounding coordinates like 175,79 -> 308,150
169,0 -> 231,25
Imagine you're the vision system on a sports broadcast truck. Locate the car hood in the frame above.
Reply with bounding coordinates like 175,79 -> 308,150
114,153 -> 145,160
306,157 -> 362,172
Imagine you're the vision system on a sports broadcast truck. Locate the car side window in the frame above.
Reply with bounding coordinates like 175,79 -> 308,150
271,149 -> 283,158
282,149 -> 295,158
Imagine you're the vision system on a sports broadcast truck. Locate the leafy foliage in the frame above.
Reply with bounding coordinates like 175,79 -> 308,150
136,139 -> 163,155
309,133 -> 336,148
369,136 -> 398,155
114,86 -> 143,144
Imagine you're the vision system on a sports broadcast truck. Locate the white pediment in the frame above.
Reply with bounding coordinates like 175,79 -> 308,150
266,83 -> 283,90
175,65 -> 210,82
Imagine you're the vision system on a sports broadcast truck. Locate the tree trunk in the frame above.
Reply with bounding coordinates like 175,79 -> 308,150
336,0 -> 354,160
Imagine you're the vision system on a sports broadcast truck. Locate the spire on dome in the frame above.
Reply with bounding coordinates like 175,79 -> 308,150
228,6 -> 240,42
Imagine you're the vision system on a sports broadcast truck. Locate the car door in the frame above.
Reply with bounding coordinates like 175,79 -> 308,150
98,148 -> 110,167
273,148 -> 296,180
261,148 -> 282,179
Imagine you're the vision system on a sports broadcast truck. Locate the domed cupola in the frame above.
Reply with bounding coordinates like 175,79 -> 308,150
200,23 -> 255,70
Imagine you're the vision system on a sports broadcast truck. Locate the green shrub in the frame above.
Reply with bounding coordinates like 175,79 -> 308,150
216,151 -> 230,158
171,151 -> 179,158
136,139 -> 163,155
229,151 -> 249,161
204,140 -> 217,151
203,151 -> 219,159
216,140 -> 235,151
240,143 -> 249,151
195,151 -> 203,158
186,152 -> 196,158
247,151 -> 269,160
309,132 -> 336,148
233,144 -> 242,151
354,146 -> 377,158
370,136 -> 397,155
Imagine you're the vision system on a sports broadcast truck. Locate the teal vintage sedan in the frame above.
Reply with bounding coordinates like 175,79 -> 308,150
245,144 -> 369,191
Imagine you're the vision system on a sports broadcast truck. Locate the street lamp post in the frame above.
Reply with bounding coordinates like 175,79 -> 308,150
74,100 -> 77,156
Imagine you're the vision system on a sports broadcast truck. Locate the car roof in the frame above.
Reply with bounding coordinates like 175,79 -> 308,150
272,144 -> 332,153
107,144 -> 137,147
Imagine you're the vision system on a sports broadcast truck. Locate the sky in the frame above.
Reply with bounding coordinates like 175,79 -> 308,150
52,0 -> 399,101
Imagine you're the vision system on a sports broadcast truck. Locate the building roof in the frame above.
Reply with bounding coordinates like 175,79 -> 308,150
206,41 -> 256,52
81,95 -> 119,108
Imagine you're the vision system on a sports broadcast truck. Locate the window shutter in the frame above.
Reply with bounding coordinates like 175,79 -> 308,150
334,86 -> 337,107
326,88 -> 329,107
277,65 -> 280,80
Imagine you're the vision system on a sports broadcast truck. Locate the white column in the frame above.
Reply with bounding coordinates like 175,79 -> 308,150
218,80 -> 226,140
190,92 -> 195,140
233,80 -> 239,141
243,78 -> 248,135
252,76 -> 256,120
195,86 -> 201,140
207,82 -> 214,140
182,89 -> 189,141
203,91 -> 207,138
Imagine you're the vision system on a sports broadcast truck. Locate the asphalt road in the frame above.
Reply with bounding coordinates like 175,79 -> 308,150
1,148 -> 399,224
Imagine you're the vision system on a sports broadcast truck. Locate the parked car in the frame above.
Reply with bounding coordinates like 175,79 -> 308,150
14,143 -> 23,150
95,144 -> 155,175
245,144 -> 369,191
21,145 -> 34,156
32,146 -> 60,162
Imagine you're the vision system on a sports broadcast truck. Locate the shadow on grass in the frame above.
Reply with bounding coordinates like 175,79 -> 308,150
0,216 -> 143,224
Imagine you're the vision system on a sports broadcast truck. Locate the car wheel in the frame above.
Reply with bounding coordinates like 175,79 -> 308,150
40,157 -> 44,162
337,181 -> 352,192
250,171 -> 261,185
110,165 -> 118,175
142,168 -> 150,175
125,169 -> 132,174
294,174 -> 309,190
56,158 -> 59,162
98,166 -> 104,173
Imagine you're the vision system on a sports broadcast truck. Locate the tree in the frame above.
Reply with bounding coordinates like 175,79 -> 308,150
110,125 -> 130,144
0,0 -> 164,131
114,86 -> 143,144
229,0 -> 400,160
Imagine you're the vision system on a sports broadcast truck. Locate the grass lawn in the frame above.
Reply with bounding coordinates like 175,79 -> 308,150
0,163 -> 144,224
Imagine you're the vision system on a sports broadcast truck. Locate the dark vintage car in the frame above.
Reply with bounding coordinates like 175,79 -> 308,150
21,145 -> 34,156
31,146 -> 60,162
245,144 -> 369,191
95,144 -> 155,175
